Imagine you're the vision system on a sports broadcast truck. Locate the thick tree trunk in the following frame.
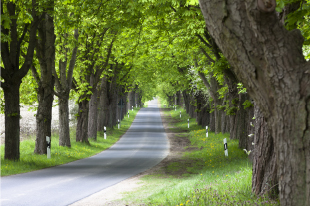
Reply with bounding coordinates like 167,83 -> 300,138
188,94 -> 197,118
201,104 -> 210,128
3,83 -> 21,160
97,77 -> 107,132
34,8 -> 55,155
175,91 -> 181,106
58,98 -> 71,147
88,74 -> 98,140
252,104 -> 278,198
76,98 -> 89,143
221,110 -> 227,134
182,90 -> 190,113
209,108 -> 215,132
236,93 -> 249,150
128,90 -> 135,110
34,80 -> 54,154
229,115 -> 237,139
199,1 -> 310,204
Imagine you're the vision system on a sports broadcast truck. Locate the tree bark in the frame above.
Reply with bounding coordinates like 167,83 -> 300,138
88,74 -> 98,140
3,83 -> 21,160
199,1 -> 310,204
97,77 -> 107,132
58,98 -> 70,146
128,90 -> 135,110
252,103 -> 278,198
209,108 -> 215,132
76,97 -> 89,143
34,5 -> 55,155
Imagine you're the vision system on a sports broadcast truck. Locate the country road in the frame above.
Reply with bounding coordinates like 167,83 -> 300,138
0,98 -> 169,206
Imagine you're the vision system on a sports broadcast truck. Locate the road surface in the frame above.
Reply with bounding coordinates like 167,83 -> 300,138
1,98 -> 169,206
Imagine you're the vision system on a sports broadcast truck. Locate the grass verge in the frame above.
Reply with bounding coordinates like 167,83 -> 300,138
117,102 -> 280,206
1,107 -> 141,177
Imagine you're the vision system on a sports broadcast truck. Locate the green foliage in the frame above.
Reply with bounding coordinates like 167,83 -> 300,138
242,100 -> 254,109
237,83 -> 247,94
276,0 -> 310,45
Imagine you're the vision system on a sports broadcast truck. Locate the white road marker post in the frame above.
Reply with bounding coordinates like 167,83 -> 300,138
180,111 -> 181,118
223,138 -> 228,157
187,119 -> 189,128
118,119 -> 120,129
132,106 -> 133,111
206,126 -> 208,137
104,126 -> 107,139
136,104 -> 137,108
46,136 -> 51,159
128,111 -> 129,118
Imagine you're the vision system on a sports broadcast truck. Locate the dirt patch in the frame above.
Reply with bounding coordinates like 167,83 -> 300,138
70,107 -> 198,206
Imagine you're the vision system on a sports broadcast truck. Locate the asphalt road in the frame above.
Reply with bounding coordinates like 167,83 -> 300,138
1,98 -> 169,206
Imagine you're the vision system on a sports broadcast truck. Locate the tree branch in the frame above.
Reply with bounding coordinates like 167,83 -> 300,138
17,0 -> 41,80
93,34 -> 116,87
196,34 -> 212,48
31,65 -> 40,85
170,6 -> 177,12
67,28 -> 79,91
200,47 -> 215,63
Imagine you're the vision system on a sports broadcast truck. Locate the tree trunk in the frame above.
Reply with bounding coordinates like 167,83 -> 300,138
182,90 -> 190,113
209,108 -> 215,132
236,93 -> 248,150
97,77 -> 107,132
221,110 -> 227,134
3,83 -> 21,160
199,1 -> 310,204
252,103 -> 278,198
88,74 -> 98,140
128,90 -> 135,110
34,8 -> 55,155
58,98 -> 71,147
34,79 -> 54,154
76,98 -> 89,143
201,104 -> 210,128
175,91 -> 181,106
229,115 -> 237,139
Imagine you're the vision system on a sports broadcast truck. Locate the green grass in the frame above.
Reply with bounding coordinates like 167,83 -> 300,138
1,107 -> 141,176
117,101 -> 279,205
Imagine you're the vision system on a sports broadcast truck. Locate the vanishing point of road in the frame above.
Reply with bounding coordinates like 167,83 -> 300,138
1,98 -> 169,206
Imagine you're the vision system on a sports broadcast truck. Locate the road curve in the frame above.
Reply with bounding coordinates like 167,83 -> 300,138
1,98 -> 169,206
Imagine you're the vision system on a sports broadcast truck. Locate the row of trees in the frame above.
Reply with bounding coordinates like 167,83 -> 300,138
1,0 -> 309,205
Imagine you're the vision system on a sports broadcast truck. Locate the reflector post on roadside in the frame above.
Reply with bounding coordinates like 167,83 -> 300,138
104,126 -> 107,139
206,126 -> 208,137
118,119 -> 120,129
46,136 -> 51,159
223,138 -> 228,156
132,106 -> 133,111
